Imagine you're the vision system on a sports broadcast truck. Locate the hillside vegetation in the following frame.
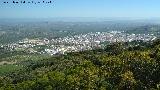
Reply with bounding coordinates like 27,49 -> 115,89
0,40 -> 160,90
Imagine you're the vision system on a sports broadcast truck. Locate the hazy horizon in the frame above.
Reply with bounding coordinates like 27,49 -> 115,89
1,17 -> 160,20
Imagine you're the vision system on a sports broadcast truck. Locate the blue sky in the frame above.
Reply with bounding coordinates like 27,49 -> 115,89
0,0 -> 160,18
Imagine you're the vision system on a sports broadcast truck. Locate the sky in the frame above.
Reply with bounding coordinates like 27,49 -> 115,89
0,0 -> 160,18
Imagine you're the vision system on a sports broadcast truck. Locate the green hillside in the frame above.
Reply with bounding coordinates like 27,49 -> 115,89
0,39 -> 160,90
